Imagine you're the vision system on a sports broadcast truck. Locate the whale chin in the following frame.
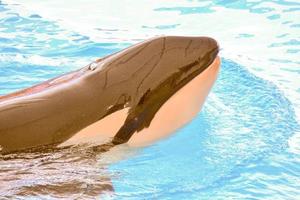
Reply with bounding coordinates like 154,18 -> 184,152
60,56 -> 221,147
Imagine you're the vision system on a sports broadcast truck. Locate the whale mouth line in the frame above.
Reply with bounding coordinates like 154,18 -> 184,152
96,55 -> 221,151
177,48 -> 219,87
111,55 -> 221,145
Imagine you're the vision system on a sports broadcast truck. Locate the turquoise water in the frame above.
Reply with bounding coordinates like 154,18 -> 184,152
0,0 -> 300,199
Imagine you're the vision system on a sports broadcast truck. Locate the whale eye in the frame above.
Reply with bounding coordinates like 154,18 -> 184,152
88,62 -> 98,71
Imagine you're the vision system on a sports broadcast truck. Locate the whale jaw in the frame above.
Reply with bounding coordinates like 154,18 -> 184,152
128,56 -> 220,146
111,36 -> 219,144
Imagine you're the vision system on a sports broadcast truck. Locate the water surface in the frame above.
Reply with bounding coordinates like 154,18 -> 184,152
0,0 -> 300,199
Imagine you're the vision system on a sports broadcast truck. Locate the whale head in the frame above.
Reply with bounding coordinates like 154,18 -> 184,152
107,36 -> 220,144
0,35 -> 219,153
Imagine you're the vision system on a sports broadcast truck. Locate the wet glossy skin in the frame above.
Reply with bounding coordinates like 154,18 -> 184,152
0,36 -> 219,154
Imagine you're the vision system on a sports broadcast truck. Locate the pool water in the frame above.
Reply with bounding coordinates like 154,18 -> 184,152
0,0 -> 300,199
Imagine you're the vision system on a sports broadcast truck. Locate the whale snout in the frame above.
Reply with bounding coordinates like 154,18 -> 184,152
187,36 -> 219,69
196,36 -> 219,59
152,36 -> 219,74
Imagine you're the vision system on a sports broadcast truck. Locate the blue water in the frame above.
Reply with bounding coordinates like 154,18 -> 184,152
0,0 -> 300,199
109,60 -> 299,199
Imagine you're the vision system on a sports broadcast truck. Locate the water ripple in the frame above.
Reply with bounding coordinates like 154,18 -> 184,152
109,59 -> 300,199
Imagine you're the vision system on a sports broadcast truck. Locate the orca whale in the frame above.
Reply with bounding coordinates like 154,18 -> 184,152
0,36 -> 220,154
